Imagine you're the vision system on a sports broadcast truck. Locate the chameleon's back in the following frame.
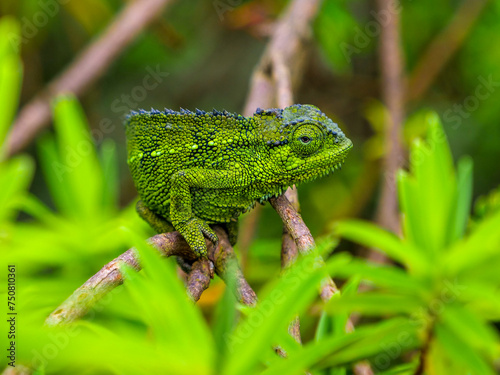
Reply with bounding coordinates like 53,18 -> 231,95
125,108 -> 258,219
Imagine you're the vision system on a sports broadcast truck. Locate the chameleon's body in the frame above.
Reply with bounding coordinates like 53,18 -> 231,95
125,104 -> 352,256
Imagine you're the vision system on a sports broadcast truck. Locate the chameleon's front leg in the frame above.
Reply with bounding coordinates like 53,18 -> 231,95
169,168 -> 247,257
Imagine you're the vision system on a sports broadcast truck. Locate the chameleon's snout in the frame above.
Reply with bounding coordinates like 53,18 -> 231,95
336,135 -> 353,154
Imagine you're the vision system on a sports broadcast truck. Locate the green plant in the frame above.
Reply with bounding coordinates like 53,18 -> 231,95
332,113 -> 500,374
2,7 -> 500,374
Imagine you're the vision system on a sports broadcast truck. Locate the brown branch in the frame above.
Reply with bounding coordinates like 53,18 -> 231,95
281,189 -> 302,344
407,0 -> 490,103
373,0 -> 405,250
45,227 -> 255,326
269,194 -> 339,301
243,0 -> 321,115
186,258 -> 213,302
243,0 -> 323,349
7,0 -> 175,156
243,4 -> 373,372
270,194 -> 374,375
211,227 -> 257,306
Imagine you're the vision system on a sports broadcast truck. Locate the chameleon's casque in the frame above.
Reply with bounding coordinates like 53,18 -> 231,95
125,104 -> 352,256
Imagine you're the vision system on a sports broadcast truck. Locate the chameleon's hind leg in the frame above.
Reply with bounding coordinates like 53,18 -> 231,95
137,200 -> 193,272
136,200 -> 174,233
225,219 -> 238,246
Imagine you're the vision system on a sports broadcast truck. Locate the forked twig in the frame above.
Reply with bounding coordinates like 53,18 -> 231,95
45,227 -> 256,326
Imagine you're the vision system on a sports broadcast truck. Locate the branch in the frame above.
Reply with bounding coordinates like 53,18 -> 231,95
186,258 -> 213,302
7,0 -> 175,156
243,5 -> 373,372
243,0 -> 323,348
373,0 -> 405,246
407,0 -> 489,103
243,0 -> 322,115
45,227 -> 255,326
269,194 -> 339,301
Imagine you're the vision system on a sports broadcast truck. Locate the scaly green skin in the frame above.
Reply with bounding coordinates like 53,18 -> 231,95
125,104 -> 352,257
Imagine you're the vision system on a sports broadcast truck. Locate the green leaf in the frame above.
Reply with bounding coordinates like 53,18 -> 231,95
334,220 -> 427,273
99,138 -> 119,213
0,17 -> 22,156
332,275 -> 360,336
0,155 -> 34,221
223,251 -> 335,375
213,268 -> 238,372
398,113 -> 457,253
330,257 -> 426,296
262,318 -> 419,375
449,156 -> 473,243
458,280 -> 500,320
314,0 -> 359,73
52,95 -> 104,220
317,318 -> 420,371
434,322 -> 496,375
445,209 -> 500,273
326,292 -> 422,316
120,229 -> 214,369
37,134 -> 75,217
313,277 -> 360,375
377,361 -> 418,375
441,305 -> 499,360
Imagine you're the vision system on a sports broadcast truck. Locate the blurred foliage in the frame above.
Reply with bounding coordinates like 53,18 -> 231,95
0,0 -> 500,373
334,114 -> 500,374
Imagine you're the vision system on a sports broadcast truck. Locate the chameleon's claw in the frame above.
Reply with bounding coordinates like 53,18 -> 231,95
177,217 -> 218,258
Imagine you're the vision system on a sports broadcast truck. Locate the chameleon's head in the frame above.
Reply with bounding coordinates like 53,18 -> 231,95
258,104 -> 352,185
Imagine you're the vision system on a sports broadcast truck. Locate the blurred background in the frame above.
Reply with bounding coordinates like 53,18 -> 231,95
1,0 -> 500,373
4,0 -> 500,235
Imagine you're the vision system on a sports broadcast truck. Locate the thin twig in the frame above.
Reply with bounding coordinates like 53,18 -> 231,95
211,227 -> 257,306
243,0 -> 321,114
269,194 -> 339,301
186,258 -> 213,302
281,189 -> 302,344
407,0 -> 490,103
373,0 -> 405,249
7,0 -> 175,156
270,195 -> 374,375
239,0 -> 320,268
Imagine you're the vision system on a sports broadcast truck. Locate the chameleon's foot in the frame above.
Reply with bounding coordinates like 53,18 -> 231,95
177,217 -> 218,257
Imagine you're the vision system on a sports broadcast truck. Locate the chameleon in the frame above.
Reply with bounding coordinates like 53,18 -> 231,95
125,104 -> 352,257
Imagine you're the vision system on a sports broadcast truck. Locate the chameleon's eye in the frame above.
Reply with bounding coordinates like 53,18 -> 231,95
291,124 -> 324,156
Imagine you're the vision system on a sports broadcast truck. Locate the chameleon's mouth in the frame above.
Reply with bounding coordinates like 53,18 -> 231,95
338,137 -> 353,152
292,137 -> 352,185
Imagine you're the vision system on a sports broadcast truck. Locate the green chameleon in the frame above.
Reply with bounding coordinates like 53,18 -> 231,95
125,104 -> 352,257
